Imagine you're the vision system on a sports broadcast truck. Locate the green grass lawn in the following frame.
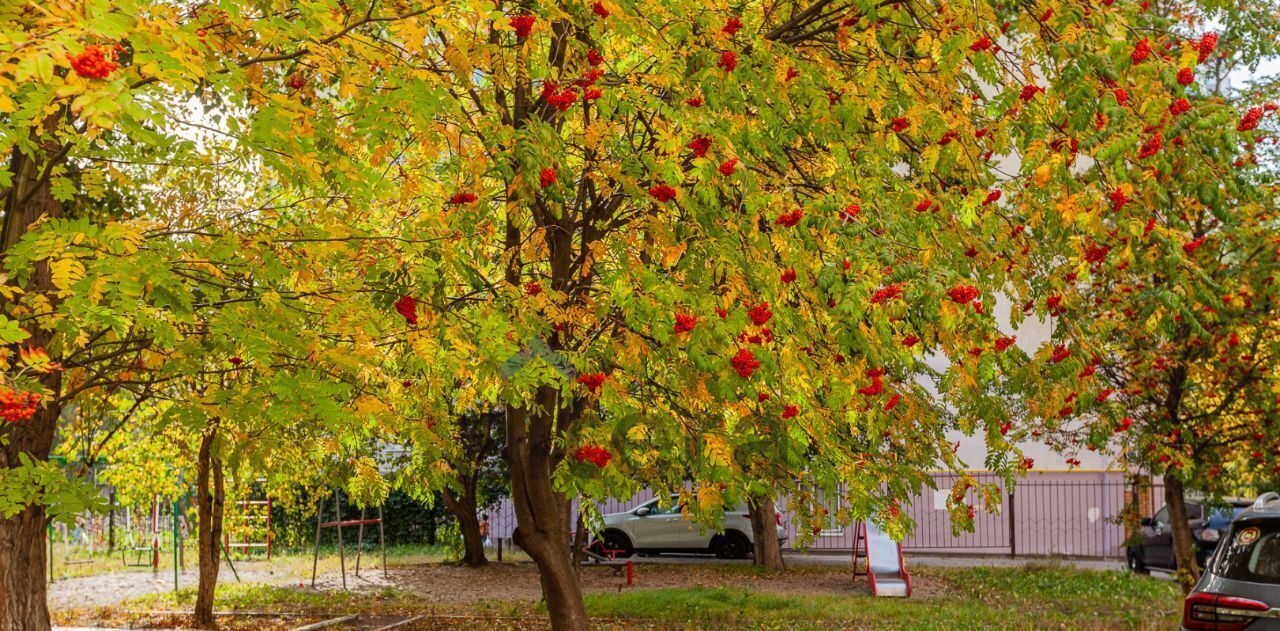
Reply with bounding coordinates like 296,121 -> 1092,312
579,565 -> 1180,629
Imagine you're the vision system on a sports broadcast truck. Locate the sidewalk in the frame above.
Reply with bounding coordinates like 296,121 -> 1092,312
631,551 -> 1127,571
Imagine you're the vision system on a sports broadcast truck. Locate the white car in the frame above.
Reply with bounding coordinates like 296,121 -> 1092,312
595,495 -> 787,559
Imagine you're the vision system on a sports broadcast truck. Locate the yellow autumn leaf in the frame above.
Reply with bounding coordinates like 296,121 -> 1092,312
49,257 -> 85,290
626,424 -> 649,441
703,434 -> 733,468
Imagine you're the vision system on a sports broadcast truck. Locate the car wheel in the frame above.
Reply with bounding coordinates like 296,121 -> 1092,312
1127,547 -> 1149,575
601,531 -> 633,558
715,532 -> 750,560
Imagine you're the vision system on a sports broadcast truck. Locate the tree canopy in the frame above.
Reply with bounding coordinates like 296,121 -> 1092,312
2,0 -> 1277,628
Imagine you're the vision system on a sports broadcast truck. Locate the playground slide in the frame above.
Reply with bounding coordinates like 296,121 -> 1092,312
864,520 -> 911,597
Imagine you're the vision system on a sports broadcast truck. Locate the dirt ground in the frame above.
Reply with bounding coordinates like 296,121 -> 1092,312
365,561 -> 947,604
49,565 -> 287,610
50,558 -> 943,611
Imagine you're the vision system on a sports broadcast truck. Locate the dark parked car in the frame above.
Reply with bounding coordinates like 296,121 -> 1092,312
1129,498 -> 1252,573
1182,492 -> 1280,630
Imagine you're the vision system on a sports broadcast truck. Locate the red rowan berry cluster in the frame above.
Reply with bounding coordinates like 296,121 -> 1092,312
1197,33 -> 1218,63
673,313 -> 698,333
1237,107 -> 1263,132
395,295 -> 418,325
648,184 -> 677,202
0,387 -> 40,423
573,445 -> 612,467
576,372 -> 606,392
774,208 -> 803,227
730,348 -> 760,378
718,51 -> 737,71
510,15 -> 536,38
747,302 -> 772,326
543,82 -> 579,111
1137,131 -> 1163,158
858,368 -> 885,396
70,45 -> 118,79
687,136 -> 712,158
869,284 -> 903,304
947,284 -> 979,304
1131,38 -> 1151,63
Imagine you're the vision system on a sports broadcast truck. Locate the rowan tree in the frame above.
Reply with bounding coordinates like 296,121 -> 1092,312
0,3 -> 430,626
1000,0 -> 1280,592
270,1 -> 1180,627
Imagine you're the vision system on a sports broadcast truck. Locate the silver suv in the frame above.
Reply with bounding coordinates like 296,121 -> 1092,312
596,495 -> 787,559
1182,492 -> 1280,630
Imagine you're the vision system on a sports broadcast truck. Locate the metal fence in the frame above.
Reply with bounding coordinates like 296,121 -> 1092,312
487,471 -> 1150,560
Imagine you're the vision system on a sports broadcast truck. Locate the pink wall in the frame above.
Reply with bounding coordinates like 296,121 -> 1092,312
485,471 -> 1136,559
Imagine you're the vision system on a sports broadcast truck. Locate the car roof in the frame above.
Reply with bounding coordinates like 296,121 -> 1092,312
1231,492 -> 1280,521
1183,497 -> 1253,507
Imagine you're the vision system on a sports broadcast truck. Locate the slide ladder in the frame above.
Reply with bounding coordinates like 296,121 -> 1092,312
852,520 -> 911,597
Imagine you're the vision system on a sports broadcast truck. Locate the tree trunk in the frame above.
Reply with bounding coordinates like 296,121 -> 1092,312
1164,476 -> 1200,593
0,404 -> 58,631
194,429 -> 224,628
0,123 -> 67,631
571,511 -> 588,568
506,401 -> 589,631
441,487 -> 487,567
747,494 -> 785,570
107,491 -> 116,554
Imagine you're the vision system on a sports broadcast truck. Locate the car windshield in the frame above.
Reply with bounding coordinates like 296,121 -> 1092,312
1214,523 -> 1280,585
1207,506 -> 1244,522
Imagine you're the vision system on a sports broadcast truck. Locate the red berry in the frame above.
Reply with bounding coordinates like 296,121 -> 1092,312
730,348 -> 761,378
394,295 -> 418,325
648,183 -> 677,202
576,372 -> 607,392
1131,38 -> 1151,63
510,15 -> 536,39
539,167 -> 557,189
718,50 -> 737,72
70,45 -> 119,79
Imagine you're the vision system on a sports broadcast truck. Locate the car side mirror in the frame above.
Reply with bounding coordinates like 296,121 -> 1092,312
1140,518 -> 1154,527
635,507 -> 650,516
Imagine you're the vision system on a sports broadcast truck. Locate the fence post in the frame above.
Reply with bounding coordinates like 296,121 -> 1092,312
173,499 -> 180,593
1101,471 -> 1111,558
1008,488 -> 1017,559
